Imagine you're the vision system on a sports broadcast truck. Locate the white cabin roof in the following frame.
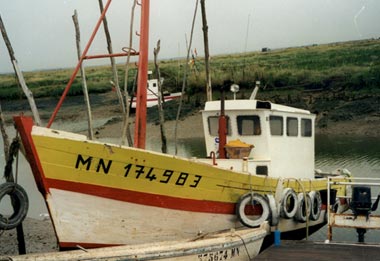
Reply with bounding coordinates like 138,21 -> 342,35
204,99 -> 311,115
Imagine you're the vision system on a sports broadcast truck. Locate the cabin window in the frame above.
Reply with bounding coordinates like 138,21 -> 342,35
237,115 -> 261,135
287,117 -> 298,137
256,166 -> 268,176
270,116 -> 283,136
153,83 -> 157,87
301,118 -> 312,137
208,116 -> 231,136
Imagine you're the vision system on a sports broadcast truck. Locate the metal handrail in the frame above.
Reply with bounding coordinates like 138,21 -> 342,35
326,176 -> 380,242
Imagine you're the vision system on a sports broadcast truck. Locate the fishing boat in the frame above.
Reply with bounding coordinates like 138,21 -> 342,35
130,71 -> 181,109
9,0 -> 350,257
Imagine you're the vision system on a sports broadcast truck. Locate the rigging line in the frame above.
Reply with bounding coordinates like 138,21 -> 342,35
174,0 -> 199,155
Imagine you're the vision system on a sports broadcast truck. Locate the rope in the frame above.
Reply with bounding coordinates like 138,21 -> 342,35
284,178 -> 310,239
3,135 -> 20,182
236,233 -> 252,260
295,178 -> 310,239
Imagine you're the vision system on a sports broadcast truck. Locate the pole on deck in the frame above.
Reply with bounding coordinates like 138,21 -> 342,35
134,0 -> 150,149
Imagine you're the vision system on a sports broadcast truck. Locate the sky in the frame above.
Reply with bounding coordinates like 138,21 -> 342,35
0,0 -> 379,73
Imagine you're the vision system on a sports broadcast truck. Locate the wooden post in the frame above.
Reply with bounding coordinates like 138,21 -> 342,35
200,0 -> 212,101
98,0 -> 125,113
0,14 -> 41,126
0,103 -> 26,255
153,40 -> 167,153
72,10 -> 94,140
121,0 -> 138,147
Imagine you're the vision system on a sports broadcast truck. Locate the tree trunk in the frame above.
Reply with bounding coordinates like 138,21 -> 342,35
72,10 -> 94,140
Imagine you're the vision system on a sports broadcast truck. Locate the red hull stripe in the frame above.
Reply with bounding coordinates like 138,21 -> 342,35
46,178 -> 236,214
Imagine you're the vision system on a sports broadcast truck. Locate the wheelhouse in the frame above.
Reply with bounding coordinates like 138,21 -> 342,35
201,99 -> 316,179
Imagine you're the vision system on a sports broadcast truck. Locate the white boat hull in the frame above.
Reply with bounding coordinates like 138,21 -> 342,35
47,189 -> 237,246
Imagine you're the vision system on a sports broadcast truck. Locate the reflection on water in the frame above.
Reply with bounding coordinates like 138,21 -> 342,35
315,135 -> 380,178
1,128 -> 379,243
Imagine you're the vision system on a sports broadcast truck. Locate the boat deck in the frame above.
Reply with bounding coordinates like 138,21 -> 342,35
255,240 -> 380,260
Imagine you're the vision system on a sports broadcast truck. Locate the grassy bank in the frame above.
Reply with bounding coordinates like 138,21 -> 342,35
1,39 -> 379,132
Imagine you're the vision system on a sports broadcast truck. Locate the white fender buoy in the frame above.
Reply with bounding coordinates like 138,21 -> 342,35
266,194 -> 279,226
295,192 -> 312,223
236,193 -> 270,228
280,188 -> 298,219
309,191 -> 322,221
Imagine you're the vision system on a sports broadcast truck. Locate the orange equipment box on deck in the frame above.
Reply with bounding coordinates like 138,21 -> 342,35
225,139 -> 254,159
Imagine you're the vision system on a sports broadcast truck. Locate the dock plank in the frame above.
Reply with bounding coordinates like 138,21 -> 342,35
255,240 -> 380,260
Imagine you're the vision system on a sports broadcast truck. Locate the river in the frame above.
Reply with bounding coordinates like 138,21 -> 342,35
0,130 -> 379,243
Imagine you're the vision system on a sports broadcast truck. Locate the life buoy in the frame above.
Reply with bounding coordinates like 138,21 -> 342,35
280,188 -> 298,219
309,191 -> 322,221
0,182 -> 29,230
236,193 -> 270,228
266,194 -> 279,226
295,192 -> 311,223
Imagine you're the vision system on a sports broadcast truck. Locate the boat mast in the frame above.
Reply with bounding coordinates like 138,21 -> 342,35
200,0 -> 212,101
134,0 -> 150,149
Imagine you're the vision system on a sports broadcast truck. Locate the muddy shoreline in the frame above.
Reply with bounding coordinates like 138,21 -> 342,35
0,218 -> 57,256
3,92 -> 378,138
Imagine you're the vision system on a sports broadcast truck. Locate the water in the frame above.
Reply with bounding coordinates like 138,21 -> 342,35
0,128 -> 379,242
310,134 -> 380,243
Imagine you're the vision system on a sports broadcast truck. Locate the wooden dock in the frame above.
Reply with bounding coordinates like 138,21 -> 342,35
255,240 -> 380,260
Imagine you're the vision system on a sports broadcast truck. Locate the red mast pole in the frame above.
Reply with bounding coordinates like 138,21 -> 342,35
134,0 -> 150,149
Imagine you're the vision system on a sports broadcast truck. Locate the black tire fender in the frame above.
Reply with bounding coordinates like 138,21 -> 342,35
0,182 -> 29,230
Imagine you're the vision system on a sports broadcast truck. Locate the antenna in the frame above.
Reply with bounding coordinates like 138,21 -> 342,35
250,81 -> 260,100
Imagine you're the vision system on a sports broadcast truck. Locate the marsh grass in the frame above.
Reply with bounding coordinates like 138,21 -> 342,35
1,39 -> 379,103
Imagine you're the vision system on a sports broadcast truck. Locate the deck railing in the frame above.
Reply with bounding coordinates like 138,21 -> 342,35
327,177 -> 380,242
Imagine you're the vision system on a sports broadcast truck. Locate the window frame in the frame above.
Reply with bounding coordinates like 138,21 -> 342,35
269,115 -> 284,136
286,117 -> 298,137
237,115 -> 261,136
207,116 -> 231,136
301,118 -> 312,137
